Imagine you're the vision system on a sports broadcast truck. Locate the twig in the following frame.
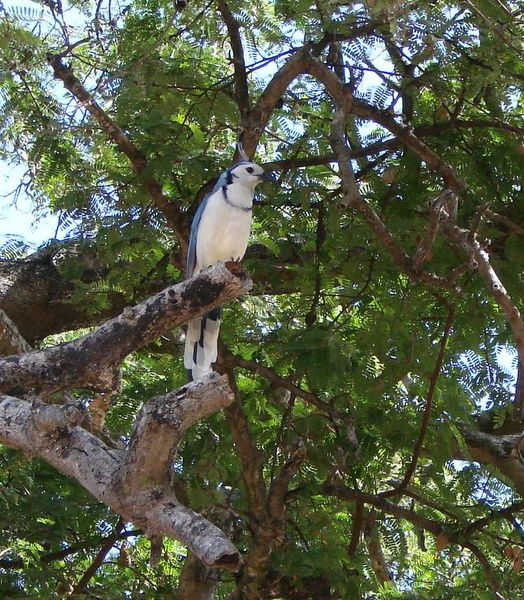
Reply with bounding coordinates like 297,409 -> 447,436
380,303 -> 455,498
46,53 -> 186,251
69,518 -> 125,595
463,540 -> 506,600
347,500 -> 364,558
463,500 -> 524,535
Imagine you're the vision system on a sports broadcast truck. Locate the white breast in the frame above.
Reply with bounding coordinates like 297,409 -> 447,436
195,185 -> 253,272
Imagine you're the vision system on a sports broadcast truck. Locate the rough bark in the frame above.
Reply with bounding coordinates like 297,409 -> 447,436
0,373 -> 240,570
0,308 -> 31,355
0,263 -> 255,572
0,262 -> 251,397
0,243 -> 296,343
0,254 -> 94,344
175,507 -> 236,600
460,428 -> 524,496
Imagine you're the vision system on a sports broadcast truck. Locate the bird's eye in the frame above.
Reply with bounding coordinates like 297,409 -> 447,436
246,167 -> 254,174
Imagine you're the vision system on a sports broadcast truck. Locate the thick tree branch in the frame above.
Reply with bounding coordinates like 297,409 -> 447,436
460,428 -> 524,496
347,499 -> 364,558
176,507 -> 236,600
240,47 -> 314,157
121,375 -> 234,490
221,366 -> 307,600
0,373 -> 240,570
229,440 -> 306,600
0,262 -> 251,396
0,252 -> 98,344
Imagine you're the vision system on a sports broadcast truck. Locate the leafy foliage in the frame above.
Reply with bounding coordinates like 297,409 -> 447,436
1,0 -> 524,597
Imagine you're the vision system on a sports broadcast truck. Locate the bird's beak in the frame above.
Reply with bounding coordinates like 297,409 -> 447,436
260,171 -> 276,182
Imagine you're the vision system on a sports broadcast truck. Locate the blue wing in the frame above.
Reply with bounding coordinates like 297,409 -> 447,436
186,193 -> 210,277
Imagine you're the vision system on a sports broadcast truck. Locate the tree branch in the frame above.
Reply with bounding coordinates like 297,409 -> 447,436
327,104 -> 456,291
380,304 -> 454,498
459,428 -> 524,496
0,262 -> 251,397
175,507 -> 235,600
70,518 -> 126,595
222,367 -> 266,519
363,511 -> 395,586
304,55 -> 466,192
0,308 -> 31,355
121,375 -> 234,490
217,0 -> 250,115
441,209 -> 524,389
0,373 -> 240,570
46,53 -> 187,252
347,499 -> 364,558
220,346 -> 358,450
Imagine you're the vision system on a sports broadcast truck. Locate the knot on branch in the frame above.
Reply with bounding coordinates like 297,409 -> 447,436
32,400 -> 86,433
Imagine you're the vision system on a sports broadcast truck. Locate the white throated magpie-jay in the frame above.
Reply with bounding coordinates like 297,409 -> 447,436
184,161 -> 270,380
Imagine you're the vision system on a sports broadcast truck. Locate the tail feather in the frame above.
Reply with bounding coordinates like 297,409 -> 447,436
184,308 -> 222,381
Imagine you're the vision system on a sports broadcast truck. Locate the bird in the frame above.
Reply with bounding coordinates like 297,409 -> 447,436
184,160 -> 270,380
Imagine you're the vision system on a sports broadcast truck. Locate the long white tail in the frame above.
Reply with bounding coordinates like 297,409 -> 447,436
183,308 -> 221,381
